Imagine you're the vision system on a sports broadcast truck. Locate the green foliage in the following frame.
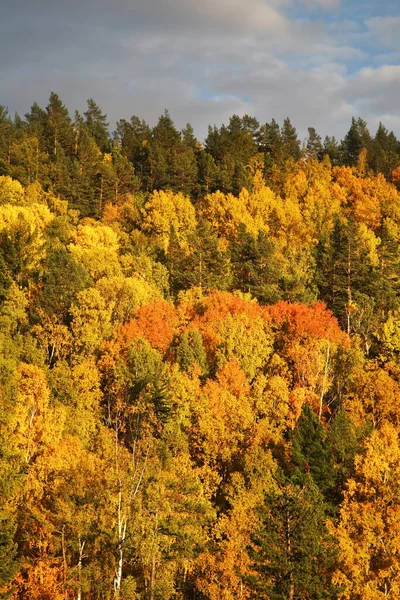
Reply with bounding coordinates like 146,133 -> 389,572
290,404 -> 335,502
250,475 -> 338,600
176,330 -> 208,376
37,246 -> 93,320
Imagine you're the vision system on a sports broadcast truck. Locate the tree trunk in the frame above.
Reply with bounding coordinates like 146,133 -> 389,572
114,481 -> 127,598
319,343 -> 330,421
150,512 -> 158,600
61,525 -> 68,600
77,537 -> 85,600
286,511 -> 294,600
346,239 -> 352,335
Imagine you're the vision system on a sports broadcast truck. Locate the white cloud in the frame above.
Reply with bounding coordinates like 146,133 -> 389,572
1,0 -> 400,141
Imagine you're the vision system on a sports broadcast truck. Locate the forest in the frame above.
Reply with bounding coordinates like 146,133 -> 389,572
1,93 -> 400,599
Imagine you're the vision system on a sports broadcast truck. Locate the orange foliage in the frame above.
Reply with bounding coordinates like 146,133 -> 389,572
392,165 -> 400,186
101,202 -> 121,226
119,300 -> 178,354
12,559 -> 64,600
266,301 -> 347,345
216,359 -> 250,398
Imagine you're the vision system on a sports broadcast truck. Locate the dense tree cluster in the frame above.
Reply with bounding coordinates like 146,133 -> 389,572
1,93 -> 400,599
1,95 -> 400,218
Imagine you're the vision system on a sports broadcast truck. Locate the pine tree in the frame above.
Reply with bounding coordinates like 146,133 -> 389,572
340,117 -> 371,167
0,107 -> 13,176
249,474 -> 338,600
84,98 -> 110,151
281,117 -> 301,162
306,127 -> 324,160
370,122 -> 399,178
323,135 -> 341,165
261,118 -> 283,176
46,92 -> 75,158
290,404 -> 335,503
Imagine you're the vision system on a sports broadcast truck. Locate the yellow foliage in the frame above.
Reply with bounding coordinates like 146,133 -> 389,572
141,189 -> 196,251
70,287 -> 114,352
14,364 -> 51,462
215,313 -> 273,380
0,176 -> 24,205
68,222 -> 122,280
192,361 -> 255,473
95,275 -> 162,324
381,309 -> 400,353
200,184 -> 279,239
332,421 -> 400,599
344,364 -> 400,428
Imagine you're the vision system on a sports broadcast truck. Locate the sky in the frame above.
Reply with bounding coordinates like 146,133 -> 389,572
1,0 -> 400,142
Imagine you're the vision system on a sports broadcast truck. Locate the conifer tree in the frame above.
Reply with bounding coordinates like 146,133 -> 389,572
84,98 -> 110,151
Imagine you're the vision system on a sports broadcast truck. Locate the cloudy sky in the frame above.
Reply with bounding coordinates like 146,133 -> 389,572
1,0 -> 400,141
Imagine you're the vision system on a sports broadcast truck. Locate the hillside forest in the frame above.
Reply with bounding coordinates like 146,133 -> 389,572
2,94 -> 400,599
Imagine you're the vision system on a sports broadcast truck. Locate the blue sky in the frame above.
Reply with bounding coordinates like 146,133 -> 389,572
1,0 -> 399,141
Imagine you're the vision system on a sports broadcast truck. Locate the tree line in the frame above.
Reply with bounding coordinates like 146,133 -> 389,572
1,93 -> 400,218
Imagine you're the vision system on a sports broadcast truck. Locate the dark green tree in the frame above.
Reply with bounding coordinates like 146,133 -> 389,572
149,110 -> 197,194
326,409 -> 358,501
166,221 -> 230,294
230,225 -> 283,304
261,118 -> 283,177
46,92 -> 75,158
84,98 -> 110,151
306,127 -> 324,160
0,511 -> 19,599
249,474 -> 338,600
36,246 -> 92,322
323,135 -> 341,165
370,122 -> 399,178
176,330 -> 208,376
281,117 -> 301,162
340,117 -> 371,167
114,115 -> 151,188
290,404 -> 335,502
0,107 -> 13,176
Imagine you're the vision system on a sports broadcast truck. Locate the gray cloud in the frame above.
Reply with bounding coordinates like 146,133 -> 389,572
1,0 -> 400,140
301,0 -> 341,10
366,16 -> 400,52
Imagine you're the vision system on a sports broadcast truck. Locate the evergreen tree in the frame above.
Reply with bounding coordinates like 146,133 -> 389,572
84,98 -> 110,151
370,122 -> 400,178
290,404 -> 335,503
36,247 -> 92,323
340,117 -> 371,167
166,221 -> 230,294
196,150 -> 218,195
281,117 -> 301,162
176,329 -> 208,376
323,135 -> 341,165
149,110 -> 197,194
0,107 -> 13,176
261,118 -> 283,175
326,409 -> 358,501
24,102 -> 48,151
306,127 -> 324,160
0,511 -> 19,599
46,92 -> 75,158
249,474 -> 338,600
230,225 -> 283,304
181,123 -> 198,149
